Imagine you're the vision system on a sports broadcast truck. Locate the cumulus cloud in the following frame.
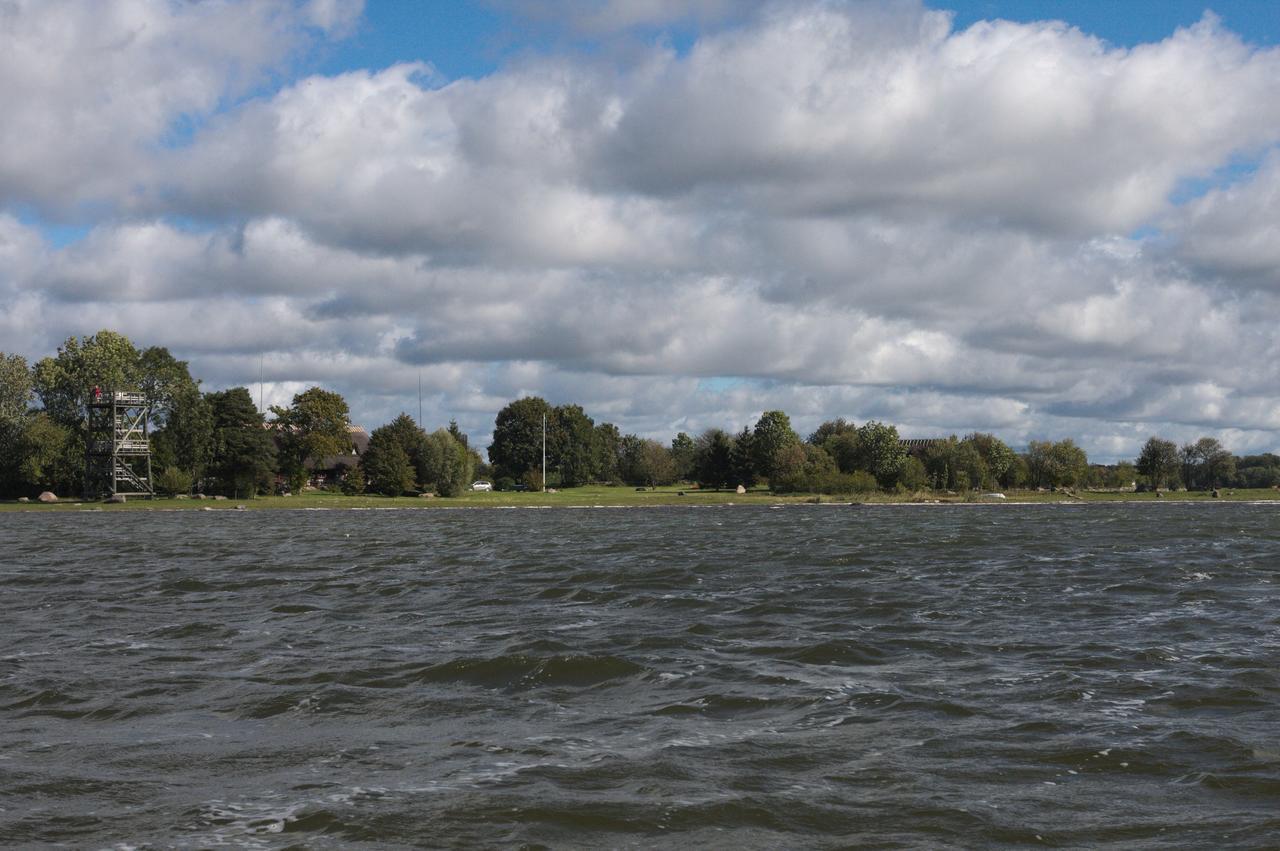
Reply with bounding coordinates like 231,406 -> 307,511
3,0 -> 1280,461
0,0 -> 362,215
1166,151 -> 1280,287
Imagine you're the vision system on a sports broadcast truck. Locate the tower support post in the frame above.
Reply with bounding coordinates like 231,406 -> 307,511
85,389 -> 154,500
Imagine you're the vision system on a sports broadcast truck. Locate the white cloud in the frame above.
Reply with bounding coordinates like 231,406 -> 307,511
0,0 -> 361,214
1167,151 -> 1280,287
3,1 -> 1280,463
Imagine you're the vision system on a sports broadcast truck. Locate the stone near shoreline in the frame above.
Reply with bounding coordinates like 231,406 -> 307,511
107,494 -> 127,504
38,491 -> 57,503
18,497 -> 29,503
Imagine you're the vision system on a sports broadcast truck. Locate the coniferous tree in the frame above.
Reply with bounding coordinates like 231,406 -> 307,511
693,428 -> 733,489
730,427 -> 757,489
206,387 -> 276,497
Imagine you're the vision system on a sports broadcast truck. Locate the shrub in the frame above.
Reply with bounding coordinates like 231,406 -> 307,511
154,465 -> 193,496
340,464 -> 365,495
811,470 -> 879,495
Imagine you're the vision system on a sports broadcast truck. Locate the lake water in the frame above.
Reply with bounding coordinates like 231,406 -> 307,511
2,504 -> 1279,848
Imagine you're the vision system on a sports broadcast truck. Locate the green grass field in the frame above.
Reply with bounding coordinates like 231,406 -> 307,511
3,484 -> 1278,511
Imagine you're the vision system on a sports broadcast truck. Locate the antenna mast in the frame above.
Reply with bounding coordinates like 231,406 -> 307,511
542,412 -> 547,492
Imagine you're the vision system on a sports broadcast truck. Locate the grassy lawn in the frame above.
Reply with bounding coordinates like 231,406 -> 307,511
3,485 -> 1279,511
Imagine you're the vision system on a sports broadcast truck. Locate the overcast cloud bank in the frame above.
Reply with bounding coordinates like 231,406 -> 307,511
2,0 -> 1279,460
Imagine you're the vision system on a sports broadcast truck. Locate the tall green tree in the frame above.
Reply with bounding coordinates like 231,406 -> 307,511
32,330 -> 142,428
0,353 -> 33,422
488,396 -> 552,481
421,428 -> 475,496
670,432 -> 697,481
361,433 -> 416,496
923,437 -> 960,490
16,413 -> 77,494
769,444 -> 807,493
151,383 -> 214,483
360,414 -> 427,495
693,428 -> 734,489
1025,439 -> 1088,488
1180,437 -> 1234,490
751,410 -> 801,482
616,433 -> 647,485
593,422 -> 621,482
136,346 -> 200,425
808,417 -> 856,447
730,426 -> 757,489
271,387 -> 352,490
549,403 -> 598,487
1135,436 -> 1179,490
636,439 -> 677,488
826,429 -> 862,474
206,387 -> 277,498
377,414 -> 431,485
963,432 -> 1017,489
852,421 -> 907,488
0,353 -> 35,497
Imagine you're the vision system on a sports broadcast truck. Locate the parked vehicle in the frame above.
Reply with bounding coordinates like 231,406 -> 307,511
471,480 -> 493,491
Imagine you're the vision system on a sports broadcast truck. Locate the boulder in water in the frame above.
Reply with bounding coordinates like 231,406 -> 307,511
37,491 -> 57,504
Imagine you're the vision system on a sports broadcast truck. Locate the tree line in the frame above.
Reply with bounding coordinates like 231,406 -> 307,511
2,331 -> 1277,498
486,397 -> 1279,494
0,331 -> 475,499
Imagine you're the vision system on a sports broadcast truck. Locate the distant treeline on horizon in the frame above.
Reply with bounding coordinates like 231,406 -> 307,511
3,331 -> 1278,499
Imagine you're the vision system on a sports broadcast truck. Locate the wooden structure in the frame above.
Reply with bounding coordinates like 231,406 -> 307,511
84,389 -> 154,499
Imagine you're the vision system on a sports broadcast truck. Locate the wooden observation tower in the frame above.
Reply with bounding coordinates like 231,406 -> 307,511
85,389 -> 154,500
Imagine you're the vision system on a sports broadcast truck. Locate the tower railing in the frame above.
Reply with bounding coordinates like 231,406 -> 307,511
84,388 -> 154,499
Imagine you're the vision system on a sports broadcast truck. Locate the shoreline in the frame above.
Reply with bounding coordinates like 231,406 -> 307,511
3,487 -> 1278,512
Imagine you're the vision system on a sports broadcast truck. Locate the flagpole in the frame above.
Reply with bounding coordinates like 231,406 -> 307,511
542,413 -> 547,492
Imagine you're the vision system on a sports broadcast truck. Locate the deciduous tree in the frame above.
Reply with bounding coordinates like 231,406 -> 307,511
271,387 -> 352,490
488,396 -> 551,481
751,410 -> 800,482
1135,436 -> 1179,490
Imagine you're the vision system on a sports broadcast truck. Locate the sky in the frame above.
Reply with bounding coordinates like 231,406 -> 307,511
2,0 -> 1280,462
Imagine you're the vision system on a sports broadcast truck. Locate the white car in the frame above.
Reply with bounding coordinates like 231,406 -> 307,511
471,480 -> 493,491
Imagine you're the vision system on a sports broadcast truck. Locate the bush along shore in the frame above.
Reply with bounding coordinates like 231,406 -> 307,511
4,331 -> 1280,504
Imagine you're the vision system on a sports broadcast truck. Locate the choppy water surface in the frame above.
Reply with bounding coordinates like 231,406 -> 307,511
3,504 -> 1280,848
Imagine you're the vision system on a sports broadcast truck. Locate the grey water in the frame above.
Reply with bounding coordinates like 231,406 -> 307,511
2,504 -> 1279,848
